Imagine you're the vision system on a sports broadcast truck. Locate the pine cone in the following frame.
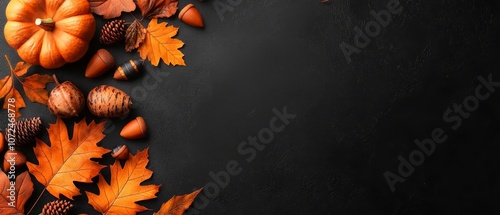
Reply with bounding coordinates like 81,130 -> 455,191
100,19 -> 127,45
41,200 -> 73,215
12,117 -> 42,146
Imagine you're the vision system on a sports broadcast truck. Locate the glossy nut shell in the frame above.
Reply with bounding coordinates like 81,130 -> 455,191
111,145 -> 129,160
48,81 -> 85,118
87,85 -> 132,118
85,49 -> 115,78
179,4 -> 204,28
120,116 -> 148,139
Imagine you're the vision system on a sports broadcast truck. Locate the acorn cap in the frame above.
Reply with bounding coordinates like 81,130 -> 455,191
120,117 -> 148,139
179,4 -> 204,28
111,145 -> 129,160
85,49 -> 115,78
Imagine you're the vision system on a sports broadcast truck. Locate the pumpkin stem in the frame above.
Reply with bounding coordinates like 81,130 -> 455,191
35,18 -> 55,31
52,74 -> 61,85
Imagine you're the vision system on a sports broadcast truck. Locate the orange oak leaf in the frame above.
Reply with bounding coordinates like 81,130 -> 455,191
87,148 -> 160,215
27,118 -> 110,200
136,0 -> 179,19
0,171 -> 34,214
88,0 -> 136,19
138,19 -> 185,66
22,74 -> 54,105
3,88 -> 26,120
154,188 -> 203,215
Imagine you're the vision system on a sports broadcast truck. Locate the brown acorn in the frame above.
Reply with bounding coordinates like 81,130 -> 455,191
179,4 -> 204,28
111,145 -> 129,160
48,75 -> 85,118
87,85 -> 132,118
120,116 -> 147,139
113,59 -> 143,81
85,49 -> 115,78
3,150 -> 26,172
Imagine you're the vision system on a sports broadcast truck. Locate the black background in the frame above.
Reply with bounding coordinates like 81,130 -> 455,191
1,0 -> 500,214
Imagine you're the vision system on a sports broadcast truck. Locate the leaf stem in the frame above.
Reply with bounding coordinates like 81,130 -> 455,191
128,12 -> 144,22
52,74 -> 60,85
26,188 -> 46,215
4,55 -> 13,71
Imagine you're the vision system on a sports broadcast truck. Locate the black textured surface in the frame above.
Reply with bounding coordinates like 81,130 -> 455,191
1,0 -> 500,214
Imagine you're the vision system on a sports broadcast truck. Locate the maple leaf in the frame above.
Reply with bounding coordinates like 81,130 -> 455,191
154,188 -> 203,215
138,19 -> 185,66
136,0 -> 179,19
89,0 -> 136,19
27,118 -> 110,200
125,20 -> 147,52
87,148 -> 160,215
0,171 -> 34,214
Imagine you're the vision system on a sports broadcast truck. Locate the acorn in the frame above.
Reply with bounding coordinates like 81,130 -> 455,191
87,85 -> 132,118
111,145 -> 129,160
179,4 -> 204,28
3,150 -> 26,172
113,59 -> 143,81
85,49 -> 115,78
48,75 -> 85,118
120,116 -> 147,139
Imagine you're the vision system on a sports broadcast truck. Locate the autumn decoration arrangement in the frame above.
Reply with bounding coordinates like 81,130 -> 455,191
1,0 -> 206,214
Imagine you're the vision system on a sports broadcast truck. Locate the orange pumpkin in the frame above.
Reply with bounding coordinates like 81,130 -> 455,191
4,0 -> 95,69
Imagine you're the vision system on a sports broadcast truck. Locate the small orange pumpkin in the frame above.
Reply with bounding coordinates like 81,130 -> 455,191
4,0 -> 95,69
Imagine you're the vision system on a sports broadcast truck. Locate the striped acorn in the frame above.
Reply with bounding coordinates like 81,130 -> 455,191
87,85 -> 132,118
48,75 -> 85,118
113,59 -> 143,81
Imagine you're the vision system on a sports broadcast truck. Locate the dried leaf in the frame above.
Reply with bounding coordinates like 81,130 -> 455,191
0,76 -> 12,99
13,62 -> 30,77
0,171 -> 34,214
154,188 -> 203,215
138,19 -> 185,66
27,118 -> 110,199
87,148 -> 160,215
22,74 -> 54,105
125,20 -> 147,52
88,0 -> 136,19
3,88 -> 26,120
136,0 -> 179,19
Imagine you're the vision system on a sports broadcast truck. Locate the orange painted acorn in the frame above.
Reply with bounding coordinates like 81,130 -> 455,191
3,150 -> 26,172
87,85 -> 132,118
85,49 -> 115,78
120,116 -> 147,139
111,145 -> 129,160
179,4 -> 204,28
113,59 -> 143,81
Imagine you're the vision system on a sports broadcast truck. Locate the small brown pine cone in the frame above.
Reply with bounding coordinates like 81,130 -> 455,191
10,117 -> 42,146
41,199 -> 73,215
100,19 -> 127,45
